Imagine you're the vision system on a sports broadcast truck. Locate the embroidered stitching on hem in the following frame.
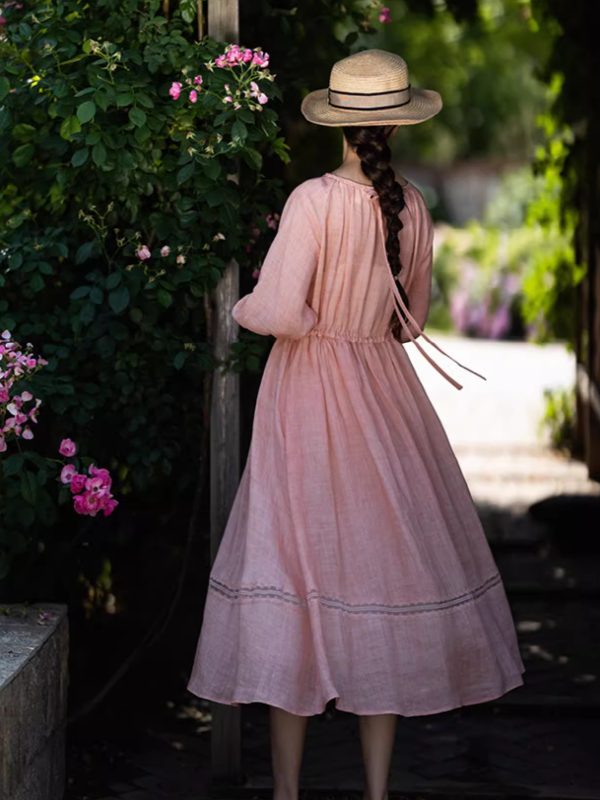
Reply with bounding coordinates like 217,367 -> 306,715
208,573 -> 502,617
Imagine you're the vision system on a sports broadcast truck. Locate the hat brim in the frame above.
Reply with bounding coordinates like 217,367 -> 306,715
301,87 -> 442,127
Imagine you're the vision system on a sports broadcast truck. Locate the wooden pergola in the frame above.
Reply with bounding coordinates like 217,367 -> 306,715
206,0 -> 243,786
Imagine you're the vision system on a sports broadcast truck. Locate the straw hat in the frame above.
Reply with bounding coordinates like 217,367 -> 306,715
301,49 -> 442,127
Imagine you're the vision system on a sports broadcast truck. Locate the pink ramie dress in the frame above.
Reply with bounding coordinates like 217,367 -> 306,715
188,172 -> 525,717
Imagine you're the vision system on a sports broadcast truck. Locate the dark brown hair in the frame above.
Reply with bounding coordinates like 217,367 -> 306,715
342,125 -> 408,342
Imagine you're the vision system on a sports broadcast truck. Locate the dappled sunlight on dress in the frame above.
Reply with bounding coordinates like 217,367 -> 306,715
187,172 -> 525,716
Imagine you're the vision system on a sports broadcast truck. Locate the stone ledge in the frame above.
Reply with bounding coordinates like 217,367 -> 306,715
0,604 -> 69,800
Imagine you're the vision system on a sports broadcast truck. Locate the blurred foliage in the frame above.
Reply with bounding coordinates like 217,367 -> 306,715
539,385 -> 577,453
379,0 -> 558,164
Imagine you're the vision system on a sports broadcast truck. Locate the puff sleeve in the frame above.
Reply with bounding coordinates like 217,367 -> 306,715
232,183 -> 320,339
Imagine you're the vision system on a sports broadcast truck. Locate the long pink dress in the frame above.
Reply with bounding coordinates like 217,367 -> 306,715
188,172 -> 525,716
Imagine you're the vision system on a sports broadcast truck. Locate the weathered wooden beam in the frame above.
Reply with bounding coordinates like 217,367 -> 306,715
207,0 -> 242,786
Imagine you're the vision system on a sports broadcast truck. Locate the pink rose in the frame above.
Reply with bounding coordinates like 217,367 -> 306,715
59,438 -> 77,457
379,6 -> 391,22
160,246 -> 170,257
193,75 -> 203,85
70,474 -> 87,494
73,494 -> 87,515
61,464 -> 78,484
257,92 -> 268,105
81,490 -> 102,516
102,497 -> 119,517
223,95 -> 233,103
86,473 -> 112,495
189,90 -> 198,104
169,81 -> 182,99
242,49 -> 253,63
137,245 -> 151,260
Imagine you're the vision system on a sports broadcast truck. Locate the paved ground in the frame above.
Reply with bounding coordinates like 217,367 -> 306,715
66,336 -> 600,800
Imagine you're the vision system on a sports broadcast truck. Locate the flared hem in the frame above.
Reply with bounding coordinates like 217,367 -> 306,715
187,670 -> 525,718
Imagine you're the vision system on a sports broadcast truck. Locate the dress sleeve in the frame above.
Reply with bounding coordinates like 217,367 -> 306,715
397,186 -> 434,344
232,184 -> 320,339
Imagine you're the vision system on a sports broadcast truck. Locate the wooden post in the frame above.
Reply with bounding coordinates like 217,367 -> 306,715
207,0 -> 242,786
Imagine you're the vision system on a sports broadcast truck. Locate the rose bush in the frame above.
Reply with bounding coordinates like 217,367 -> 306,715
0,0 -> 289,594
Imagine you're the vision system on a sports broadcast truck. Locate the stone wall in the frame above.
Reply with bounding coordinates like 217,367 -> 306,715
0,604 -> 68,800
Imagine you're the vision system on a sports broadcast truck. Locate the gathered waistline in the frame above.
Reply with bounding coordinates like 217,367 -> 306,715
307,328 -> 395,344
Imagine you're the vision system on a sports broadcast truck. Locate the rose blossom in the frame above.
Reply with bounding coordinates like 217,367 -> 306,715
70,474 -> 87,494
169,81 -> 182,99
160,246 -> 170,257
137,245 -> 151,260
379,6 -> 391,23
61,464 -> 77,484
189,90 -> 198,104
59,438 -> 77,457
102,497 -> 119,517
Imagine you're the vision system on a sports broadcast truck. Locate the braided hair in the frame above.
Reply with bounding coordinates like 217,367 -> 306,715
342,125 -> 409,342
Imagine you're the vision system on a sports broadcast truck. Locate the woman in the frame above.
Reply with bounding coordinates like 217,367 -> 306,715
188,49 -> 525,800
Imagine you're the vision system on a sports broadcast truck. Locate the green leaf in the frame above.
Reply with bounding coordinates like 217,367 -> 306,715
77,100 -> 96,124
92,141 -> 107,165
13,144 -> 34,167
109,285 -> 130,314
177,162 -> 195,185
206,188 -> 223,207
2,454 -> 24,477
136,93 -> 154,109
30,273 -> 44,292
157,288 -> 173,308
90,286 -> 104,304
94,91 -> 109,112
76,241 -> 94,265
0,77 -> 10,102
70,285 -> 90,300
21,471 -> 38,506
80,301 -> 96,325
129,307 -> 143,323
129,107 -> 147,127
231,119 -> 248,144
204,158 -> 221,180
12,123 -> 36,141
173,351 -> 188,370
243,147 -> 262,171
105,271 -> 122,290
116,92 -> 134,107
60,115 -> 82,140
71,147 -> 89,167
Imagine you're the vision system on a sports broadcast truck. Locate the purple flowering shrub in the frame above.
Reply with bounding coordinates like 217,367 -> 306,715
431,224 -> 544,341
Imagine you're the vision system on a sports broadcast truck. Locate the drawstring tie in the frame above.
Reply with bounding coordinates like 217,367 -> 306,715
373,195 -> 487,391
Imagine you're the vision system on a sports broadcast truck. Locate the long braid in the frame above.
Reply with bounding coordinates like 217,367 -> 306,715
342,125 -> 408,342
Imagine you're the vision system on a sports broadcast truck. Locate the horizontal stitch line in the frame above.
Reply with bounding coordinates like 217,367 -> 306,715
308,329 -> 394,344
209,573 -> 502,617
